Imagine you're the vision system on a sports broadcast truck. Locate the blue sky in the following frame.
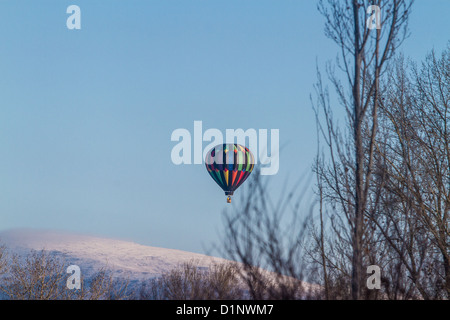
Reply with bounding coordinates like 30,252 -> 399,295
0,0 -> 448,255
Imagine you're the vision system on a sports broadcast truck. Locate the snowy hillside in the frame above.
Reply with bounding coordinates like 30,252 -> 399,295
0,229 -> 321,300
0,228 -> 230,281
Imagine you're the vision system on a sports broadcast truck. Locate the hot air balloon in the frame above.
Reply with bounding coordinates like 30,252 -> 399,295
205,143 -> 255,203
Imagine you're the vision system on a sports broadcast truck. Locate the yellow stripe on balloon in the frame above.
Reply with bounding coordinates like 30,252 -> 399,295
224,170 -> 229,186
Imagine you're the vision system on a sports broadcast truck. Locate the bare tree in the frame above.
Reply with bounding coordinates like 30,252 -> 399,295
375,46 -> 450,299
0,250 -> 68,300
137,260 -> 246,300
314,0 -> 413,299
0,245 -> 7,278
219,171 -> 317,300
0,249 -> 130,300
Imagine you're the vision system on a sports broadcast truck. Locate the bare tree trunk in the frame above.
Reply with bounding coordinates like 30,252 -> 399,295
351,0 -> 364,299
318,180 -> 330,299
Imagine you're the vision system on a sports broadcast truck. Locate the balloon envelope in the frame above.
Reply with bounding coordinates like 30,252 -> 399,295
205,144 -> 254,197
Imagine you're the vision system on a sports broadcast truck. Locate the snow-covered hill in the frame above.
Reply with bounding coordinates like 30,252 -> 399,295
0,228 -> 229,281
0,228 -> 321,300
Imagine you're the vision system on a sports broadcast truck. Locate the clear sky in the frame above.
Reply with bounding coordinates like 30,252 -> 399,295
0,0 -> 448,256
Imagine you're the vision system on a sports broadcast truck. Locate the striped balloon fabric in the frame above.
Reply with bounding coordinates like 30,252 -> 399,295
205,144 -> 255,203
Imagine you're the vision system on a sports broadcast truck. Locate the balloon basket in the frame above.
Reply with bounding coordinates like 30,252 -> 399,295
227,196 -> 231,203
